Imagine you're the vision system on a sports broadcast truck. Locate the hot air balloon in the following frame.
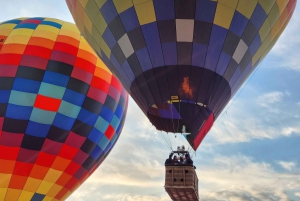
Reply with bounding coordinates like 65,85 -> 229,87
0,18 -> 128,201
66,0 -> 296,151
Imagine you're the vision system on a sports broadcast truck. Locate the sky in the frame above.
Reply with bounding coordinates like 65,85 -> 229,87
1,0 -> 300,200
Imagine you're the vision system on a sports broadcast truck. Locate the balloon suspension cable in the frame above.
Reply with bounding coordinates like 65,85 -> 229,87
159,131 -> 172,152
160,132 -> 166,147
167,133 -> 173,151
190,148 -> 196,158
187,146 -> 191,156
214,60 -> 264,125
164,133 -> 172,152
162,134 -> 170,151
177,101 -> 180,133
180,133 -> 183,149
70,180 -> 85,201
178,103 -> 183,149
173,133 -> 195,158
184,145 -> 195,158
170,102 -> 176,133
165,100 -> 200,153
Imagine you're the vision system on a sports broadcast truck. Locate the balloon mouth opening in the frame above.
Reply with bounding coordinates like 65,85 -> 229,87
148,100 -> 210,119
146,101 -> 213,144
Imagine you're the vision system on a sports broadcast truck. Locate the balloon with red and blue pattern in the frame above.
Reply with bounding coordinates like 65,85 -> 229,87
0,17 -> 128,201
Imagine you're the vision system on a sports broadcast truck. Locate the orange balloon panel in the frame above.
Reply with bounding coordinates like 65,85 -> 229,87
0,18 -> 128,201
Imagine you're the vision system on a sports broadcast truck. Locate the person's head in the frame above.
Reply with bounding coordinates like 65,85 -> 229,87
173,155 -> 178,160
169,154 -> 172,159
185,154 -> 189,159
180,156 -> 184,161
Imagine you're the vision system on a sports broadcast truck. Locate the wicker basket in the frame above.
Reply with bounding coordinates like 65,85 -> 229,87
164,165 -> 199,201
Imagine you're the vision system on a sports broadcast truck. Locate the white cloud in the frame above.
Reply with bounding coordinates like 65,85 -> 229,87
116,195 -> 170,201
256,91 -> 284,109
197,155 -> 300,201
211,113 -> 300,144
284,90 -> 291,97
268,5 -> 300,72
65,91 -> 300,201
0,0 -> 74,23
277,161 -> 296,171
71,192 -> 170,201
211,116 -> 281,144
200,189 -> 292,201
281,126 -> 300,136
209,88 -> 300,144
295,192 -> 300,197
66,100 -> 173,201
67,130 -> 300,201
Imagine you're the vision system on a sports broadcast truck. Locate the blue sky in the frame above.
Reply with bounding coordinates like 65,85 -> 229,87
1,1 -> 300,200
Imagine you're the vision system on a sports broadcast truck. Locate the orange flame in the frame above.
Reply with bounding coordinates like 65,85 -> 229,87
179,77 -> 194,98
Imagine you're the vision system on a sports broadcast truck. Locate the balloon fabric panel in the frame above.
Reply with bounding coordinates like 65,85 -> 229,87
0,18 -> 128,201
66,0 -> 297,150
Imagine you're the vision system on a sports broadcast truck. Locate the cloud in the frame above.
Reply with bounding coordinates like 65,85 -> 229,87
211,114 -> 300,144
295,192 -> 300,197
0,0 -> 74,23
209,88 -> 300,144
114,194 -> 170,201
277,161 -> 296,171
211,115 -> 284,144
200,189 -> 293,201
268,5 -> 300,72
71,192 -> 170,201
197,155 -> 300,201
67,141 -> 300,201
255,90 -> 292,115
257,91 -> 284,108
67,100 -> 173,201
281,126 -> 300,136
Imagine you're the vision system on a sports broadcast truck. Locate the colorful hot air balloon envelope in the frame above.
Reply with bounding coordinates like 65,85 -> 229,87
0,18 -> 128,201
66,0 -> 296,150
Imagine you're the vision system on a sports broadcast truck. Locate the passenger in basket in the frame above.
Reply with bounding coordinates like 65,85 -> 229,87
165,154 -> 173,165
173,155 -> 179,165
179,155 -> 185,164
185,154 -> 193,165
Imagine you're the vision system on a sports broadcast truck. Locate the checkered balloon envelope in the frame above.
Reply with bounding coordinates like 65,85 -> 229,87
0,18 -> 128,201
66,0 -> 297,150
